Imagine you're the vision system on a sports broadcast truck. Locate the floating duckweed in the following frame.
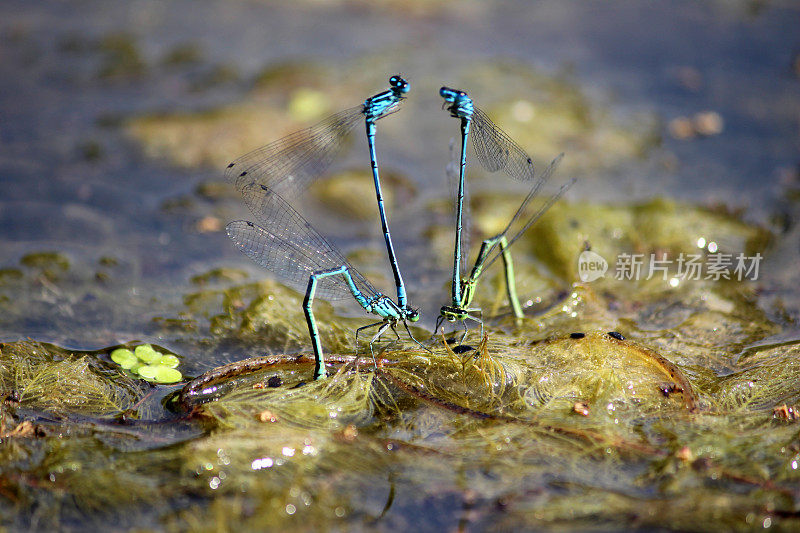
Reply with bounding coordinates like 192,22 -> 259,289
137,365 -> 182,384
153,367 -> 183,384
110,348 -> 137,369
134,344 -> 162,364
159,354 -> 180,368
109,344 -> 183,384
137,365 -> 160,380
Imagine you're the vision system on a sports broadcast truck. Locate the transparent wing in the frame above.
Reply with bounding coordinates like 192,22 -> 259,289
493,153 -> 564,245
470,107 -> 536,181
226,186 -> 378,302
225,105 -> 365,209
482,154 -> 573,272
491,178 -> 575,269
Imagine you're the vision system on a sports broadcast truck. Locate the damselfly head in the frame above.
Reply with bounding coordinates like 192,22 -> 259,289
390,75 -> 410,94
439,305 -> 461,323
406,307 -> 420,322
439,86 -> 466,103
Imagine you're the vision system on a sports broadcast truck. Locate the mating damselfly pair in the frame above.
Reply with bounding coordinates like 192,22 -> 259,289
225,75 -> 574,380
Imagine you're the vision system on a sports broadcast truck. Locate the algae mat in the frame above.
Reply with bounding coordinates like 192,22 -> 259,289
1,325 -> 798,531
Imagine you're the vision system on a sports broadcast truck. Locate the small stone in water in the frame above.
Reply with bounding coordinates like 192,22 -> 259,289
452,345 -> 475,354
573,402 -> 590,416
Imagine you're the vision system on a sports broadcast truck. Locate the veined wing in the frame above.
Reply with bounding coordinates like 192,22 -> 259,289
225,105 -> 366,207
226,187 -> 379,302
470,107 -> 536,181
482,155 -> 573,272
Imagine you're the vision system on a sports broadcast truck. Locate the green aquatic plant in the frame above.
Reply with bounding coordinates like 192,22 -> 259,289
0,342 -> 144,415
161,328 -> 799,531
109,344 -> 183,384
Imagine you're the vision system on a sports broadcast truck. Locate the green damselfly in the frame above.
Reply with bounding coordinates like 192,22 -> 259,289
436,86 -> 574,339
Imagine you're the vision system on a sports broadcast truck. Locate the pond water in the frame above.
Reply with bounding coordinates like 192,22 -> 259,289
1,1 -> 799,530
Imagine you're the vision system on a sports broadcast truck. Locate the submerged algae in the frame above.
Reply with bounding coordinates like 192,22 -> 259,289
2,332 -> 797,530
164,329 -> 798,531
437,59 -> 659,176
309,168 -> 418,221
181,277 -> 351,354
463,195 -> 771,283
0,341 -> 144,415
2,194 -> 798,531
